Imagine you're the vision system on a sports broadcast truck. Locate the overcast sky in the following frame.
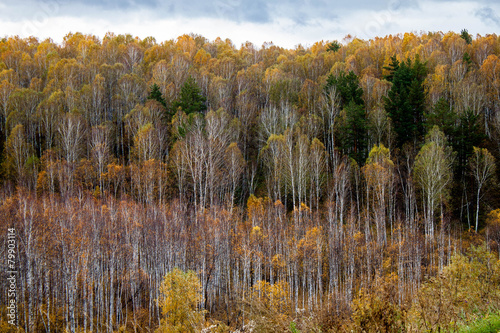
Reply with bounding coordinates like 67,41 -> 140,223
1,0 -> 499,48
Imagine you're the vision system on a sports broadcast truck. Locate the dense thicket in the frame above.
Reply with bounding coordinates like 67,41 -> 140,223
1,31 -> 500,332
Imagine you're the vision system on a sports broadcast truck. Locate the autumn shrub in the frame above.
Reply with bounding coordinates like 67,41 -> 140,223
486,209 -> 500,254
201,321 -> 234,333
409,244 -> 500,332
351,273 -> 408,333
313,299 -> 351,333
0,310 -> 25,333
156,268 -> 206,333
247,280 -> 350,333
246,280 -> 293,332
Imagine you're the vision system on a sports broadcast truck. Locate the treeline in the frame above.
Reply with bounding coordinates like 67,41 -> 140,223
0,30 -> 500,332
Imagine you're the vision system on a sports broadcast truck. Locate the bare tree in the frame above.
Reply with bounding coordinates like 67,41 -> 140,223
321,84 -> 340,168
90,124 -> 110,189
469,147 -> 496,232
132,123 -> 160,163
5,124 -> 32,183
225,142 -> 245,209
58,112 -> 86,164
362,144 -> 394,245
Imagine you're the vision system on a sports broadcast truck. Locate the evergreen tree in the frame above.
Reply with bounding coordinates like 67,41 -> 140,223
425,98 -> 457,139
325,70 -> 367,164
172,76 -> 207,115
383,55 -> 400,82
460,29 -> 472,44
148,83 -> 167,109
325,70 -> 364,108
453,110 -> 485,175
384,55 -> 427,148
338,101 -> 367,165
426,100 -> 485,177
326,40 -> 341,53
463,52 -> 473,71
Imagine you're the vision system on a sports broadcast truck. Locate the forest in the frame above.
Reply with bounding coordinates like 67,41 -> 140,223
0,29 -> 500,332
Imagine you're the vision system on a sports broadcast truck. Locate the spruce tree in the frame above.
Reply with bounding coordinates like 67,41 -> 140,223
384,55 -> 426,148
172,76 -> 207,115
425,97 -> 456,139
460,29 -> 472,44
325,70 -> 367,164
453,110 -> 485,175
383,55 -> 399,82
339,101 -> 367,165
148,83 -> 167,109
325,70 -> 364,108
326,40 -> 341,53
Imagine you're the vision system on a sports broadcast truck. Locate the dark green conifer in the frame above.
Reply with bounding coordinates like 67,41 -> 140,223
460,29 -> 472,44
325,70 -> 367,164
172,76 -> 207,115
384,55 -> 427,148
148,83 -> 167,109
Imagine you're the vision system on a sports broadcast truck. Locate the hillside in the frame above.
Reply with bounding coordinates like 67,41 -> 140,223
1,31 -> 500,332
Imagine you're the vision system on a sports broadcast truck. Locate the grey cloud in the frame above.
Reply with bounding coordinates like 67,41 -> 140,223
208,0 -> 271,23
58,0 -> 159,8
3,0 -> 500,29
240,0 -> 270,23
0,0 -> 387,25
475,6 -> 500,26
82,0 -> 272,23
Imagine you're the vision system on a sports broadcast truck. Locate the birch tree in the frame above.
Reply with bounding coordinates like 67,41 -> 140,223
469,147 -> 496,232
414,126 -> 454,239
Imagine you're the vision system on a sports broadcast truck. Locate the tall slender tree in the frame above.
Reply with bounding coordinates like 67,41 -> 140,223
414,126 -> 454,239
384,55 -> 427,148
469,147 -> 496,232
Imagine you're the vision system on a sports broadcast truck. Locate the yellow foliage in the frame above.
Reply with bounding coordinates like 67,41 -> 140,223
354,231 -> 364,243
409,244 -> 500,332
272,254 -> 286,269
487,209 -> 500,222
299,202 -> 310,212
251,280 -> 292,315
487,210 -> 500,252
247,194 -> 265,224
194,48 -> 211,67
156,268 -> 205,333
251,225 -> 262,236
297,227 -> 323,261
352,273 -> 406,333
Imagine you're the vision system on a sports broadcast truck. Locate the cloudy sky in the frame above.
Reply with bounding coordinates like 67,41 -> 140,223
0,0 -> 499,48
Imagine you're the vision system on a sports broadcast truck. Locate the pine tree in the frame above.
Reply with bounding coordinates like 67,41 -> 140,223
172,76 -> 207,115
384,55 -> 426,148
425,97 -> 456,138
148,83 -> 167,109
463,52 -> 473,70
383,55 -> 399,82
325,70 -> 364,108
325,70 -> 367,164
453,110 -> 485,174
460,29 -> 472,44
326,40 -> 341,53
338,101 -> 367,165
